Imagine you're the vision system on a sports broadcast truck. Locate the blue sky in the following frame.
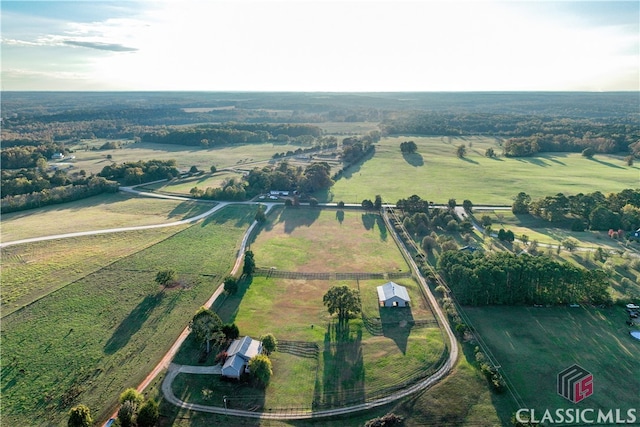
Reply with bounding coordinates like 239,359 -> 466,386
2,1 -> 638,91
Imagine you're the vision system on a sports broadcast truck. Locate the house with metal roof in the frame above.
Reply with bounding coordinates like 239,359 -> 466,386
221,336 -> 263,379
377,281 -> 411,307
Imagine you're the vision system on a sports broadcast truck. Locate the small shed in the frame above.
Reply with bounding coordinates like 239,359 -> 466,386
377,282 -> 411,307
221,336 -> 263,379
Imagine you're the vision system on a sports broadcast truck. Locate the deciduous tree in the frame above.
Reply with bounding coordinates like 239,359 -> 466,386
249,354 -> 272,387
323,285 -> 361,323
189,306 -> 223,353
261,333 -> 277,355
68,404 -> 93,427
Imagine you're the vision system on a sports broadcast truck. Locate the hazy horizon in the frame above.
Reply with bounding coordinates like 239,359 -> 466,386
2,1 -> 639,92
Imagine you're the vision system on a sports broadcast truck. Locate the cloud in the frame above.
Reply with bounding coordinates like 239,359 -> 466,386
63,40 -> 137,52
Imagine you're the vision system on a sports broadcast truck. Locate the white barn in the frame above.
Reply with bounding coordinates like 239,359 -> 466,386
221,336 -> 263,379
377,282 -> 411,307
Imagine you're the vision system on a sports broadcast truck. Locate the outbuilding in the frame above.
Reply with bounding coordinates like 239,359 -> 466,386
221,336 -> 263,379
377,281 -> 411,307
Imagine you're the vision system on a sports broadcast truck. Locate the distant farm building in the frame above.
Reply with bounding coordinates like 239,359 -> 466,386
221,336 -> 263,379
51,153 -> 64,160
270,190 -> 290,197
377,282 -> 411,307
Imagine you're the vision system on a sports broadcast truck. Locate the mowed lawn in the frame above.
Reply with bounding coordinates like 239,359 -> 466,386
463,306 -> 640,412
0,192 -> 213,242
173,207 -> 446,411
328,136 -> 639,205
0,204 -> 257,427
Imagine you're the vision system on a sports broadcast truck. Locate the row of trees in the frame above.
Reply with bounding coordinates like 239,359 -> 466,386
192,161 -> 334,201
141,123 -> 323,147
382,112 -> 638,155
1,175 -> 118,213
437,251 -> 610,306
98,159 -> 180,185
1,143 -> 67,169
513,189 -> 640,231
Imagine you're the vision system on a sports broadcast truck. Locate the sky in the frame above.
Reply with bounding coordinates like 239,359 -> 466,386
1,0 -> 638,91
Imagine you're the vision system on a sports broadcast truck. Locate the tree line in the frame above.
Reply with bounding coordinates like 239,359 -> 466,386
1,175 -> 118,213
140,123 -> 323,147
190,161 -> 334,201
437,251 -> 610,306
98,159 -> 180,185
382,112 -> 638,156
513,188 -> 640,232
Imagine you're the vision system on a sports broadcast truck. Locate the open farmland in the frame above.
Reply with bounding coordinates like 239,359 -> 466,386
0,204 -> 257,426
64,140 -> 317,175
0,192 -> 212,242
328,136 -> 639,205
462,306 -> 640,413
0,227 -> 189,315
170,206 -> 448,413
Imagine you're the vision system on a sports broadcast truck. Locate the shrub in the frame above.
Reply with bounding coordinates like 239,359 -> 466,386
137,399 -> 159,427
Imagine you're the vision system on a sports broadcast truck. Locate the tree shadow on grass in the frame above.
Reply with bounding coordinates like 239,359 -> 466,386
362,213 -> 376,230
376,215 -> 388,241
212,275 -> 253,324
314,321 -> 365,409
589,157 -> 625,169
379,307 -> 414,355
104,292 -> 164,354
402,152 -> 424,167
276,206 -> 321,234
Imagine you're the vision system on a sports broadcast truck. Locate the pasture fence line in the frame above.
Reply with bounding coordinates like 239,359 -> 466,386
254,268 -> 411,281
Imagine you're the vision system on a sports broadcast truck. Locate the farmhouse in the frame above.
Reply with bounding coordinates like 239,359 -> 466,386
377,281 -> 411,307
221,336 -> 263,379
51,152 -> 64,160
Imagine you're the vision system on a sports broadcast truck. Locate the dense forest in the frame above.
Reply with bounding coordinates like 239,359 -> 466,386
437,251 -> 610,306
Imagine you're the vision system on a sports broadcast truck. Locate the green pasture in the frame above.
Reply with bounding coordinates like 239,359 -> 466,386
0,192 -> 211,242
327,136 -> 639,205
472,209 -> 631,250
0,204 -> 257,427
171,205 -> 447,413
65,140 -> 312,175
463,306 -> 640,413
251,207 -> 408,273
141,171 -> 245,194
0,227 -> 188,316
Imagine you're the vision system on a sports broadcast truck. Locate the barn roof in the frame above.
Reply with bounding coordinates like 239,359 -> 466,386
377,281 -> 410,302
227,336 -> 262,360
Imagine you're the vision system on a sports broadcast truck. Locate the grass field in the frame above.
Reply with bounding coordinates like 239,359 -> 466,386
251,207 -> 408,273
64,140 -> 314,175
170,206 -> 448,414
0,204 -> 257,426
0,192 -> 212,242
140,170 -> 245,194
462,306 -> 640,412
327,136 -> 639,205
0,227 -> 188,315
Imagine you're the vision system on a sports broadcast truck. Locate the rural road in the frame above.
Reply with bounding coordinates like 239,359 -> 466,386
4,184 -> 458,423
157,206 -> 459,420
